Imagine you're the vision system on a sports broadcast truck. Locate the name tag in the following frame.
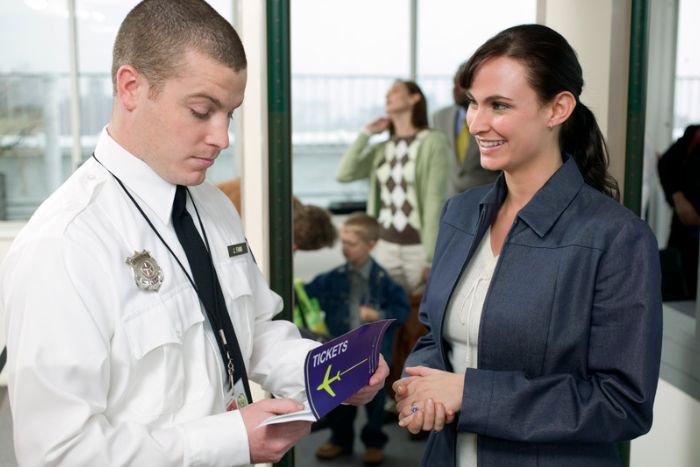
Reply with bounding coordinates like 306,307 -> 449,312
227,242 -> 248,258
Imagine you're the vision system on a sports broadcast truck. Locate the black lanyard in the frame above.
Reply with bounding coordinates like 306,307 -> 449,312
92,154 -> 242,392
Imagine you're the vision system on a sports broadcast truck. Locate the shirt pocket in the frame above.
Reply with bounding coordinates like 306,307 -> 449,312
217,258 -> 254,361
121,285 -> 204,418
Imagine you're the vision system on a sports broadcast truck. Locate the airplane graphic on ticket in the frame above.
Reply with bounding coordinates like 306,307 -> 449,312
261,319 -> 394,426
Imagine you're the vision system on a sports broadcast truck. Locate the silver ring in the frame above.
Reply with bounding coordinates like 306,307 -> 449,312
410,406 -> 419,414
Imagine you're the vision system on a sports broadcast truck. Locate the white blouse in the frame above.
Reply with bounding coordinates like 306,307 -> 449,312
443,228 -> 499,467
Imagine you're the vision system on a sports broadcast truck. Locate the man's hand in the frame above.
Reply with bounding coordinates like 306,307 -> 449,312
422,265 -> 432,285
240,398 -> 312,464
344,355 -> 389,406
673,191 -> 699,226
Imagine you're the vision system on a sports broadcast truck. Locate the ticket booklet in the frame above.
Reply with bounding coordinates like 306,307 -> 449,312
261,319 -> 395,425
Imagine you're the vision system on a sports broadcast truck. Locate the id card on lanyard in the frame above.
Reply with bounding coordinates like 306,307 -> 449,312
226,378 -> 250,411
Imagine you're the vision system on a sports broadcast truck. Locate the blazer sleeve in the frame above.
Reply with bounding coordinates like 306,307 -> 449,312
336,132 -> 377,183
458,217 -> 663,443
403,200 -> 453,374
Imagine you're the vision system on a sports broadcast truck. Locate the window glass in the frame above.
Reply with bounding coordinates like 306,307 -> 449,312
0,0 -> 71,220
75,0 -> 140,175
76,0 -> 238,186
0,0 -> 238,222
665,0 -> 700,311
673,0 -> 700,137
291,0 -> 410,207
416,0 -> 536,113
291,0 -> 536,208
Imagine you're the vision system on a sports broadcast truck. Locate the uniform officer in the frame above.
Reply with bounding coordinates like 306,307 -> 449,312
0,1 -> 387,465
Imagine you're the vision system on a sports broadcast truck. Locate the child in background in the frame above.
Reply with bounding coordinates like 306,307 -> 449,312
291,198 -> 337,339
305,212 -> 410,465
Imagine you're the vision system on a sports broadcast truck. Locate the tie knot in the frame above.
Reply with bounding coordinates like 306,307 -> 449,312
173,185 -> 188,218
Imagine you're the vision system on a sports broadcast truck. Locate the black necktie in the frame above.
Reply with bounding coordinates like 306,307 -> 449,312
171,185 -> 252,402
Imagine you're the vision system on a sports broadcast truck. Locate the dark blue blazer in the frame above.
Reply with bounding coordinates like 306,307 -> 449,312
406,157 -> 663,467
305,258 -> 410,364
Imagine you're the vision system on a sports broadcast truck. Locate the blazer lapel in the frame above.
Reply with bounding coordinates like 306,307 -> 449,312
429,179 -> 505,360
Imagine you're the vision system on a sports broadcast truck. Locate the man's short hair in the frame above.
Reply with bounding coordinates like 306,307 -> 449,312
293,197 -> 337,251
112,0 -> 247,96
342,212 -> 380,244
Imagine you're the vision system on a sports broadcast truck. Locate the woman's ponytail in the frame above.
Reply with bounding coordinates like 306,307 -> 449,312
561,103 -> 620,201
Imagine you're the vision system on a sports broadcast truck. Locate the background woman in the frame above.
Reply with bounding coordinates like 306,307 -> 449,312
336,80 -> 451,294
393,24 -> 663,467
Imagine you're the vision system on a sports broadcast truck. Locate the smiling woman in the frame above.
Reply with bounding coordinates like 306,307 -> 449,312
392,24 -> 662,467
464,56 -> 572,193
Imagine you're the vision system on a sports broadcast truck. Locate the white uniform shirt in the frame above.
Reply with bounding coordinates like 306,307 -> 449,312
1,128 -> 318,466
443,229 -> 498,467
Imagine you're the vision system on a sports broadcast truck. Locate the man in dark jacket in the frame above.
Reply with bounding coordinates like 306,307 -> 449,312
658,124 -> 700,299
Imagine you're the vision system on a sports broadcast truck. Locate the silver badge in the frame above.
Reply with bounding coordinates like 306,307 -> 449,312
126,250 -> 164,292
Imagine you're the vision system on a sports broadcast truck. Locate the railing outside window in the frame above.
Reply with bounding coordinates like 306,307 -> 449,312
1,72 -> 699,219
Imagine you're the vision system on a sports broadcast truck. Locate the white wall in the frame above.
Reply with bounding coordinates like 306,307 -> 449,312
237,0 -> 270,279
541,0 -> 630,194
632,379 -> 700,467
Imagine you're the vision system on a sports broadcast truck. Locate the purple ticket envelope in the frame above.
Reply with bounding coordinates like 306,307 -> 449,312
304,319 -> 395,420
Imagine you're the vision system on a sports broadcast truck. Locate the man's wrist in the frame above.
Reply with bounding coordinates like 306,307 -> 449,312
672,191 -> 687,205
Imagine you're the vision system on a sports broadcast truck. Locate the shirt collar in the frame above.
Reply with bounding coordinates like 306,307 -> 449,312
94,126 -> 177,225
479,155 -> 585,238
345,258 -> 373,280
359,258 -> 372,279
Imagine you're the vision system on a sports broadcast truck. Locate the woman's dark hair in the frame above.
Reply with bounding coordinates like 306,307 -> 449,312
460,24 -> 620,200
388,80 -> 430,136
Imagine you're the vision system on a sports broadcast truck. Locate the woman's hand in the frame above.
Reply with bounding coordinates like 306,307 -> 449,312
398,397 -> 453,434
393,366 -> 464,433
364,117 -> 391,134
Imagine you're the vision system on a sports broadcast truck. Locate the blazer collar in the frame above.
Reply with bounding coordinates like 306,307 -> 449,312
479,155 -> 585,238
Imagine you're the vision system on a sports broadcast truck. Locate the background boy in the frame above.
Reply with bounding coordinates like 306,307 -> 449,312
305,212 -> 410,465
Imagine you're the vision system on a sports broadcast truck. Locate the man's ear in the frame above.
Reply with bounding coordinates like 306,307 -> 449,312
115,64 -> 145,111
547,91 -> 576,128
